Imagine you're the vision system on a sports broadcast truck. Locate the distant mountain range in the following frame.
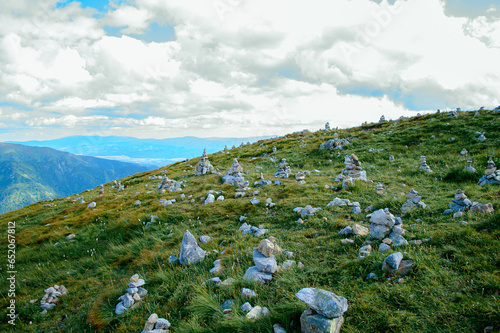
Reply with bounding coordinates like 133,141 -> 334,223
7,135 -> 272,168
0,142 -> 148,214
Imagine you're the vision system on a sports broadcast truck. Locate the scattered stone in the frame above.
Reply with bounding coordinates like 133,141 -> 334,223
367,272 -> 377,279
379,243 -> 391,253
199,235 -> 211,244
241,302 -> 253,312
327,198 -> 351,206
142,313 -> 170,332
242,288 -> 258,298
194,149 -> 214,175
168,255 -> 179,264
341,239 -> 354,244
470,203 -> 495,214
319,133 -> 351,150
460,148 -> 468,156
294,205 -> 321,217
40,285 -> 67,313
338,226 -> 353,235
401,189 -> 427,213
389,155 -> 394,162
210,259 -> 223,274
273,323 -> 287,333
65,234 -> 75,241
382,252 -> 403,271
222,159 -> 247,188
478,133 -> 486,142
376,183 -> 385,195
253,250 -> 278,273
133,200 -> 141,206
179,230 -> 205,265
352,202 -> 361,214
359,245 -> 372,257
246,305 -> 269,320
87,202 -> 96,209
388,232 -> 408,247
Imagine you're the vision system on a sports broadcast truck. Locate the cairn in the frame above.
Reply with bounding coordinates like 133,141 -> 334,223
389,155 -> 394,162
243,238 -> 280,283
113,180 -> 124,191
296,288 -> 348,333
40,285 -> 68,313
158,176 -> 181,193
343,154 -> 366,181
141,313 -> 171,333
375,183 -> 385,195
99,184 -> 104,195
194,149 -> 214,175
319,133 -> 351,150
463,159 -> 476,173
324,122 -> 331,132
275,158 -> 291,178
115,274 -> 148,315
478,133 -> 486,142
379,115 -> 387,122
401,189 -> 427,213
478,157 -> 500,186
443,189 -> 472,214
460,148 -> 468,156
419,156 -> 433,172
222,159 -> 249,192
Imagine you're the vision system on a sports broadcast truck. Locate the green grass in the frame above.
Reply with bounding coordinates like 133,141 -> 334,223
0,110 -> 499,332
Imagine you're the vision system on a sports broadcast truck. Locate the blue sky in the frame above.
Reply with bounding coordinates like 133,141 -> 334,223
0,0 -> 499,140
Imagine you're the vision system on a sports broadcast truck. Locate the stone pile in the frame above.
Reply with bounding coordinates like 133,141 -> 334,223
463,159 -> 476,173
477,132 -> 486,142
376,183 -> 385,195
99,184 -> 104,194
419,156 -> 433,172
295,170 -> 310,184
179,230 -> 205,265
324,122 -> 331,131
401,189 -> 427,213
194,149 -> 214,175
342,154 -> 367,186
389,155 -> 394,162
158,176 -> 181,192
369,209 -> 407,246
296,288 -> 348,333
239,222 -> 268,237
319,133 -> 350,150
275,158 -> 291,178
326,197 -> 351,207
293,205 -> 321,218
243,238 -> 280,283
478,157 -> 500,186
141,313 -> 171,333
115,274 -> 147,315
443,189 -> 472,214
113,180 -> 124,191
460,148 -> 468,156
222,159 -> 249,194
40,285 -> 68,313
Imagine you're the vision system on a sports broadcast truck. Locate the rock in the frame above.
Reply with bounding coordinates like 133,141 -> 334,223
241,302 -> 253,312
367,272 -> 378,279
379,243 -> 391,253
300,309 -> 344,333
65,234 -> 76,241
338,226 -> 353,235
296,288 -> 348,319
352,223 -> 369,236
144,313 -> 159,331
273,323 -> 287,333
246,306 -> 268,320
397,260 -> 415,276
369,223 -> 391,240
133,200 -> 141,206
242,288 -> 258,298
392,225 -> 405,235
341,239 -> 354,244
389,232 -> 408,247
258,239 -> 280,257
194,149 -> 214,175
179,230 -> 205,265
123,293 -> 135,308
220,278 -> 237,286
382,252 -> 403,270
210,259 -> 223,274
217,195 -> 224,201
470,203 -> 494,214
221,299 -> 234,310
87,202 -> 96,209
137,287 -> 148,298
370,209 -> 396,227
327,198 -> 349,206
204,194 -> 215,204
409,240 -> 422,245
115,302 -> 127,315
155,318 -> 171,329
282,260 -> 296,270
250,198 -> 260,205
253,250 -> 277,273
199,235 -> 211,244
128,279 -> 145,288
130,274 -> 139,283
168,255 -> 179,264
359,245 -> 372,257
243,266 -> 273,283
158,176 -> 181,192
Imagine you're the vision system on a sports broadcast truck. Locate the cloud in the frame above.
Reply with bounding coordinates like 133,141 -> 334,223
0,0 -> 499,141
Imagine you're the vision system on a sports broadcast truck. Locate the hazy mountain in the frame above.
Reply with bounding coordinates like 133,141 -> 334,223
8,135 -> 272,167
0,142 -> 148,214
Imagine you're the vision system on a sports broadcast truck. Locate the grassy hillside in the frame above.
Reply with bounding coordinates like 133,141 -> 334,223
0,143 -> 149,214
0,110 -> 499,332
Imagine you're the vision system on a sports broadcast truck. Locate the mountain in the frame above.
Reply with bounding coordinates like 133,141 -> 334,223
0,110 -> 499,332
7,135 -> 273,167
0,143 -> 148,214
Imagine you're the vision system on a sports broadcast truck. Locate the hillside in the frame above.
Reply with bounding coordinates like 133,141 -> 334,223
0,143 -> 149,214
0,110 -> 499,333
7,136 -> 272,168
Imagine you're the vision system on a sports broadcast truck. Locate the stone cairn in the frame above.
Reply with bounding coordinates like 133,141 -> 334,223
40,285 -> 68,313
296,288 -> 348,333
478,133 -> 486,142
419,156 -> 433,172
375,183 -> 385,195
341,154 -> 367,188
379,115 -> 387,122
401,189 -> 427,213
443,189 -> 471,214
243,238 -> 281,283
99,184 -> 104,194
158,176 -> 181,193
324,122 -> 331,132
460,148 -> 468,156
389,155 -> 394,162
113,180 -> 124,191
115,274 -> 147,315
275,158 -> 291,178
222,159 -> 250,196
194,149 -> 214,175
478,157 -> 500,186
319,133 -> 350,150
463,159 -> 476,173
141,313 -> 170,333
369,209 -> 407,247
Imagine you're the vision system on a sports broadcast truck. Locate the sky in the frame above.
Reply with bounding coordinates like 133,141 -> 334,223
0,0 -> 499,141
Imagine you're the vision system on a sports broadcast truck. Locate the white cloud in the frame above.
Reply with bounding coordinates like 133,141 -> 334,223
0,0 -> 499,140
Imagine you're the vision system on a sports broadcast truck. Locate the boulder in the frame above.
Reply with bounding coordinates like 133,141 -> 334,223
296,288 -> 348,319
179,230 -> 205,265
